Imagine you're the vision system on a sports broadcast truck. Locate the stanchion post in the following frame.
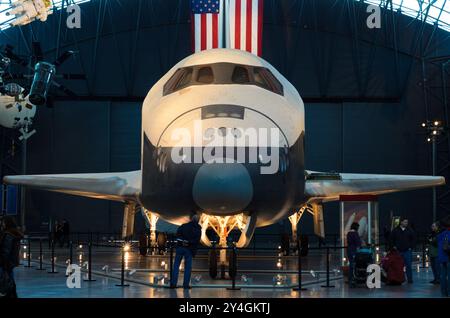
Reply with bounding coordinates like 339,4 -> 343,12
321,247 -> 335,288
69,241 -> 73,265
36,239 -> 45,270
421,241 -> 427,268
169,243 -> 174,285
48,240 -> 58,274
116,244 -> 129,287
25,238 -> 32,268
227,246 -> 241,291
293,240 -> 307,291
84,241 -> 96,282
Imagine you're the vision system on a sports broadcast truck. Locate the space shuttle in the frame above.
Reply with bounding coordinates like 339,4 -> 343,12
3,49 -> 445,253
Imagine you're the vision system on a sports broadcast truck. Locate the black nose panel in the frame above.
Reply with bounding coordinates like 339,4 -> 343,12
192,163 -> 253,214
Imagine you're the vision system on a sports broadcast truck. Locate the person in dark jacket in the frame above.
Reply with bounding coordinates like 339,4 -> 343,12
428,222 -> 441,284
61,219 -> 70,248
390,218 -> 416,283
138,232 -> 148,256
437,216 -> 450,297
347,222 -> 362,287
170,214 -> 202,289
0,216 -> 24,298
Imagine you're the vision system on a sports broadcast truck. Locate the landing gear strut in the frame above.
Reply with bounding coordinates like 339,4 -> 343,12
288,203 -> 326,249
141,209 -> 159,253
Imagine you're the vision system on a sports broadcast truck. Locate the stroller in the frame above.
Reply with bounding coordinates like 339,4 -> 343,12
353,247 -> 374,285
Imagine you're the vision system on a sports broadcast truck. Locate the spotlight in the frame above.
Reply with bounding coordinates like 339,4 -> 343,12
433,130 -> 438,135
422,122 -> 426,127
434,121 -> 439,126
29,62 -> 56,105
123,243 -> 131,252
427,138 -> 432,142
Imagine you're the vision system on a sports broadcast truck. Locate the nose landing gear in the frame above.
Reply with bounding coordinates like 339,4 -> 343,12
199,213 -> 256,279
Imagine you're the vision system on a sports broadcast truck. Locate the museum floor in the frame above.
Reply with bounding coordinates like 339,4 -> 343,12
13,244 -> 445,298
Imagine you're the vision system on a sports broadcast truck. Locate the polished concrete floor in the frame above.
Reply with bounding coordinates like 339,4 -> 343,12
13,244 -> 445,298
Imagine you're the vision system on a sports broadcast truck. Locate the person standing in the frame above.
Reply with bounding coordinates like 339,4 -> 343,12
428,222 -> 441,284
0,216 -> 24,298
170,214 -> 201,289
62,219 -> 70,248
347,222 -> 362,287
390,218 -> 416,283
437,216 -> 450,297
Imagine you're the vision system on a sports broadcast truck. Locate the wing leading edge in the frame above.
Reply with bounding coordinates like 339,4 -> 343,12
304,171 -> 445,202
2,171 -> 142,202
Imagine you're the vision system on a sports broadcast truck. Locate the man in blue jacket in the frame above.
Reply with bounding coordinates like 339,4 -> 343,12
170,214 -> 202,289
437,216 -> 450,297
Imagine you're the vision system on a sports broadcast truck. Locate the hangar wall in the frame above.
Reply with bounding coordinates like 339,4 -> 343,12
1,0 -> 449,235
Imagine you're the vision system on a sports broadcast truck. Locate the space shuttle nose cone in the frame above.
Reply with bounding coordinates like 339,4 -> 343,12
192,163 -> 253,214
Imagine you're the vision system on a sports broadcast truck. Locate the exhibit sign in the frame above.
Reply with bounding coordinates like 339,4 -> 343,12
340,195 -> 379,266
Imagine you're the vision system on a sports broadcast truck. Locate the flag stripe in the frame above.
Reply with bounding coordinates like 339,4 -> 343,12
212,13 -> 218,48
206,14 -> 212,49
219,0 -> 224,48
195,14 -> 201,52
258,0 -> 263,56
251,0 -> 258,55
240,0 -> 246,50
191,13 -> 195,52
246,0 -> 252,53
235,0 -> 241,49
201,14 -> 207,51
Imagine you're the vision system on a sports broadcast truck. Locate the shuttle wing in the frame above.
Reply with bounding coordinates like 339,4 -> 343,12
3,171 -> 142,202
304,171 -> 445,202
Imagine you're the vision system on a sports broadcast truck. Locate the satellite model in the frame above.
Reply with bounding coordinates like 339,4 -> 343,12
0,43 -> 84,140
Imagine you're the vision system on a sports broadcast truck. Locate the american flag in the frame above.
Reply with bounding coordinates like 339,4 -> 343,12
226,0 -> 263,56
191,0 -> 224,52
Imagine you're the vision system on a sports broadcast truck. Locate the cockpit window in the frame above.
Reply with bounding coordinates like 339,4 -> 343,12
163,68 -> 193,95
254,67 -> 283,95
197,67 -> 214,83
253,67 -> 271,91
163,62 -> 283,96
232,66 -> 250,84
178,68 -> 193,88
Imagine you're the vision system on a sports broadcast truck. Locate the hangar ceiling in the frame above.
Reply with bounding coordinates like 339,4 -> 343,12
0,1 -> 448,31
